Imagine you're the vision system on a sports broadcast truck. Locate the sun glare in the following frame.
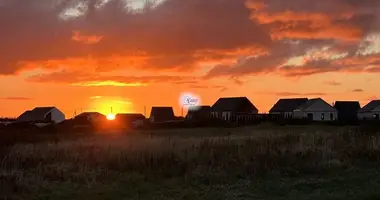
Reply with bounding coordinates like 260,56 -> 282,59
106,113 -> 116,121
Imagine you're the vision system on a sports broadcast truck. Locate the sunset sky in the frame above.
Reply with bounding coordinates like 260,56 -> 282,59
1,0 -> 380,118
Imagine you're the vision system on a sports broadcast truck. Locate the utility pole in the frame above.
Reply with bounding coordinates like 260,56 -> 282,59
144,106 -> 146,117
181,106 -> 184,117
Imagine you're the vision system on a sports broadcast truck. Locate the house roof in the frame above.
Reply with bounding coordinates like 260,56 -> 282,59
269,98 -> 308,113
150,107 -> 175,121
211,97 -> 258,112
17,107 -> 56,122
76,112 -> 105,117
116,113 -> 145,120
334,101 -> 361,112
296,98 -> 336,111
359,100 -> 380,112
187,106 -> 211,114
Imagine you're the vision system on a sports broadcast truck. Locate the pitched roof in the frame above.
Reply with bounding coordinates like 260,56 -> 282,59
187,106 -> 211,114
334,101 -> 361,112
116,113 -> 145,120
150,107 -> 175,122
17,110 -> 33,122
17,107 -> 56,122
296,98 -> 320,110
269,98 -> 308,113
296,98 -> 336,111
76,112 -> 105,117
359,100 -> 380,112
211,97 -> 258,112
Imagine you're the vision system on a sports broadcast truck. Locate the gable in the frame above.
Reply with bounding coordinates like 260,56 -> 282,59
360,100 -> 380,112
304,99 -> 337,112
270,98 -> 308,113
212,97 -> 257,112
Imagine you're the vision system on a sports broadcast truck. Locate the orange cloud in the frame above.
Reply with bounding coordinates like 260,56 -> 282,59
72,81 -> 147,87
71,31 -> 103,44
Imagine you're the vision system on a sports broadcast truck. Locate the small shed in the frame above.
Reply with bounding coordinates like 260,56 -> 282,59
358,100 -> 380,120
17,107 -> 65,124
293,98 -> 337,121
269,98 -> 308,118
149,107 -> 175,123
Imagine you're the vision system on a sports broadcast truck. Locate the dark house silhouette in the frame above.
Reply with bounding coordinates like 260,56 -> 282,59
269,98 -> 308,118
116,113 -> 146,127
333,101 -> 361,122
211,97 -> 258,122
17,107 -> 65,123
186,106 -> 211,121
149,107 -> 175,122
74,112 -> 106,124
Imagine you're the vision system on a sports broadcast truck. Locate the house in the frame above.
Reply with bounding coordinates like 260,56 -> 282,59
269,98 -> 309,118
75,112 -> 106,123
186,106 -> 211,121
211,97 -> 258,122
333,101 -> 361,122
293,98 -> 338,121
357,100 -> 380,120
17,107 -> 65,124
149,107 -> 175,123
116,113 -> 146,127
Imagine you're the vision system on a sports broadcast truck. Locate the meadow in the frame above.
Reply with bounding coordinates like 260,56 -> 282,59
1,125 -> 380,200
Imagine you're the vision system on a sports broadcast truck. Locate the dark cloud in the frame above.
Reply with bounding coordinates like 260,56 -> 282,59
0,97 -> 33,101
256,91 -> 328,97
352,89 -> 364,92
325,81 -> 342,86
189,85 -> 228,92
275,92 -> 327,97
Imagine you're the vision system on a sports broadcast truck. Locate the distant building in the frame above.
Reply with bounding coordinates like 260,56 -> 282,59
333,101 -> 361,122
211,97 -> 258,122
17,107 -> 65,124
116,113 -> 146,127
149,107 -> 175,123
357,100 -> 380,120
75,112 -> 106,123
269,98 -> 309,118
293,98 -> 338,121
186,106 -> 211,121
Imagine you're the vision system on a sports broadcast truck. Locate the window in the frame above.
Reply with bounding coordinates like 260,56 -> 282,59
375,114 -> 380,120
307,113 -> 313,120
321,113 -> 325,120
330,113 -> 334,120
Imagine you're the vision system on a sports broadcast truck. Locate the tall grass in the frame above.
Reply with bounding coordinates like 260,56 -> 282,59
1,127 -> 380,198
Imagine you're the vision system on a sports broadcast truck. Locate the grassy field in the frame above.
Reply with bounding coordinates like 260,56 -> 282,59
1,126 -> 380,199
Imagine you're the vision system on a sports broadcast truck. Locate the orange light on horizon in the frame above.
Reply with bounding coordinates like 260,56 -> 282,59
106,113 -> 116,120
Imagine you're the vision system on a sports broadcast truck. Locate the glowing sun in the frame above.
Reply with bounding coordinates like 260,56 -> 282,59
106,113 -> 116,121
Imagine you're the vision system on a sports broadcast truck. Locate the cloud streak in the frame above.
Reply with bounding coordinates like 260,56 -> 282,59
0,97 -> 33,101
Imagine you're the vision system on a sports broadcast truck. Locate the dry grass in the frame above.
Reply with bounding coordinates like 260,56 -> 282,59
1,126 -> 380,199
